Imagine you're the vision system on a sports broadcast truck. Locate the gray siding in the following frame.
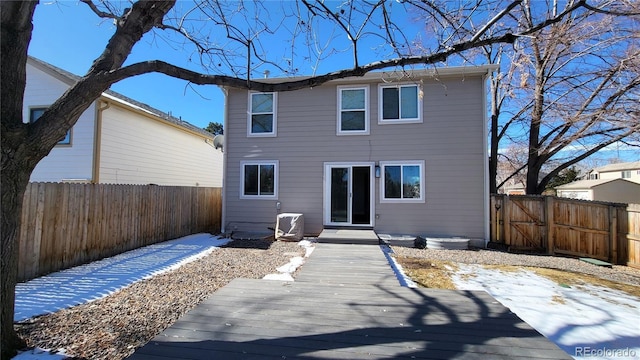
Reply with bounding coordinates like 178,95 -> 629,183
224,73 -> 487,239
593,181 -> 640,204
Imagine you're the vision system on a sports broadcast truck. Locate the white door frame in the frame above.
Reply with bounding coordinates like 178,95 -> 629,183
323,162 -> 375,227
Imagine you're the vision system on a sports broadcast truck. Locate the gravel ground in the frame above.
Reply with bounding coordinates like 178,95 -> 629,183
15,238 -> 306,360
14,239 -> 640,359
392,245 -> 640,286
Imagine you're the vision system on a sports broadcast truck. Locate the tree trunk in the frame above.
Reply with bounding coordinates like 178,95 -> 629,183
1,1 -> 37,358
1,162 -> 32,360
489,113 -> 499,194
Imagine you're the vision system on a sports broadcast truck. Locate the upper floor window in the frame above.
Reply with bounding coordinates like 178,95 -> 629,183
337,85 -> 369,135
380,161 -> 425,203
378,84 -> 422,124
622,170 -> 631,179
30,107 -> 71,145
240,160 -> 278,199
248,92 -> 277,137
589,173 -> 599,180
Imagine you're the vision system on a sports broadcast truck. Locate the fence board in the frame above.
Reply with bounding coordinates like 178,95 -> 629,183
627,204 -> 640,268
18,183 -> 222,281
491,194 -> 636,266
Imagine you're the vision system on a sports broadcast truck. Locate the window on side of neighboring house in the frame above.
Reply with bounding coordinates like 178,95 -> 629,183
240,161 -> 278,199
337,85 -> 369,135
30,107 -> 71,145
378,83 -> 422,124
380,161 -> 425,203
248,92 -> 277,137
622,170 -> 631,179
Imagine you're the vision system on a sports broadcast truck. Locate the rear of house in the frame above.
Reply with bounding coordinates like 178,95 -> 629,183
222,67 -> 493,244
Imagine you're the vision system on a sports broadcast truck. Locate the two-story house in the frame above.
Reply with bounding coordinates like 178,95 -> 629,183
220,67 -> 496,246
25,56 -> 223,187
556,161 -> 640,203
587,161 -> 640,183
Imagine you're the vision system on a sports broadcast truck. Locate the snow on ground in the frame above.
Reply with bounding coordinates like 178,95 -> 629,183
450,264 -> 640,360
263,239 -> 316,281
14,233 -> 231,322
380,245 -> 418,288
12,235 -> 313,360
12,348 -> 68,360
13,239 -> 639,360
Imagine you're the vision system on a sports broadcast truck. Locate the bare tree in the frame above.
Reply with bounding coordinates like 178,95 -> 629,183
509,0 -> 640,194
0,0 -> 625,357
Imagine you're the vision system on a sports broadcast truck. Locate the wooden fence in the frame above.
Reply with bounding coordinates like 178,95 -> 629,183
490,194 -> 640,268
18,183 -> 222,281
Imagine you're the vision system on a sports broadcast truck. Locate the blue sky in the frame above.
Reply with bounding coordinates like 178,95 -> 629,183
29,1 -> 228,128
27,1 -> 638,164
28,1 -> 415,129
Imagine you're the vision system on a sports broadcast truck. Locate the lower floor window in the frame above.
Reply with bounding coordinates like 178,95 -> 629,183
380,161 -> 424,202
241,161 -> 278,199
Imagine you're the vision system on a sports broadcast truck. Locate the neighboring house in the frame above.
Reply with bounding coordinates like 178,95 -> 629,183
24,56 -> 222,187
556,178 -> 640,204
221,66 -> 496,245
587,161 -> 640,183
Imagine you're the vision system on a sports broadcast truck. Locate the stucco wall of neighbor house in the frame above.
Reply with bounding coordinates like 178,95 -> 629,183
25,62 -> 96,182
593,181 -> 640,204
223,72 -> 487,239
99,104 -> 222,187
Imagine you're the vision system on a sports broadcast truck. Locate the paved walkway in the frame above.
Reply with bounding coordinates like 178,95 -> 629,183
129,242 -> 572,360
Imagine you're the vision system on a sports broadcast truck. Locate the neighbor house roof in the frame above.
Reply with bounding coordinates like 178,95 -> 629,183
591,161 -> 640,173
556,178 -> 638,190
27,56 -> 213,139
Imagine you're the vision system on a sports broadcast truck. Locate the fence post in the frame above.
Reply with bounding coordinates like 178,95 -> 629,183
546,196 -> 555,255
503,195 -> 511,246
609,205 -> 618,264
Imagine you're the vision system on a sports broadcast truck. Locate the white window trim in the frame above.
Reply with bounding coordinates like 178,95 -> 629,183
247,92 -> 277,137
378,83 -> 422,125
337,85 -> 370,136
240,160 -> 279,199
379,160 -> 425,203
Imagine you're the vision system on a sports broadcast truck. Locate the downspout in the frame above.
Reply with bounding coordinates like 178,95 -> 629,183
92,100 -> 110,183
482,69 -> 492,247
220,87 -> 229,233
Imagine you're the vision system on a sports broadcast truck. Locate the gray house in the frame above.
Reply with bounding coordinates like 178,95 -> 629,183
221,67 -> 495,245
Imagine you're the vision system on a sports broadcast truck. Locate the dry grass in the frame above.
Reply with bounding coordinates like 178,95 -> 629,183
394,256 -> 458,289
395,256 -> 640,298
527,267 -> 640,298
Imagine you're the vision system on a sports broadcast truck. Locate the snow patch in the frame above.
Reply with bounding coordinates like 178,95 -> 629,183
263,239 -> 316,281
14,234 -> 231,322
451,264 -> 640,360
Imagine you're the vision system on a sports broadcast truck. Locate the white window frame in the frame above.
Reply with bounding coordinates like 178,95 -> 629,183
378,83 -> 422,124
29,106 -> 72,146
622,170 -> 632,179
379,160 -> 425,203
240,160 -> 279,199
247,92 -> 277,137
337,85 -> 370,135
